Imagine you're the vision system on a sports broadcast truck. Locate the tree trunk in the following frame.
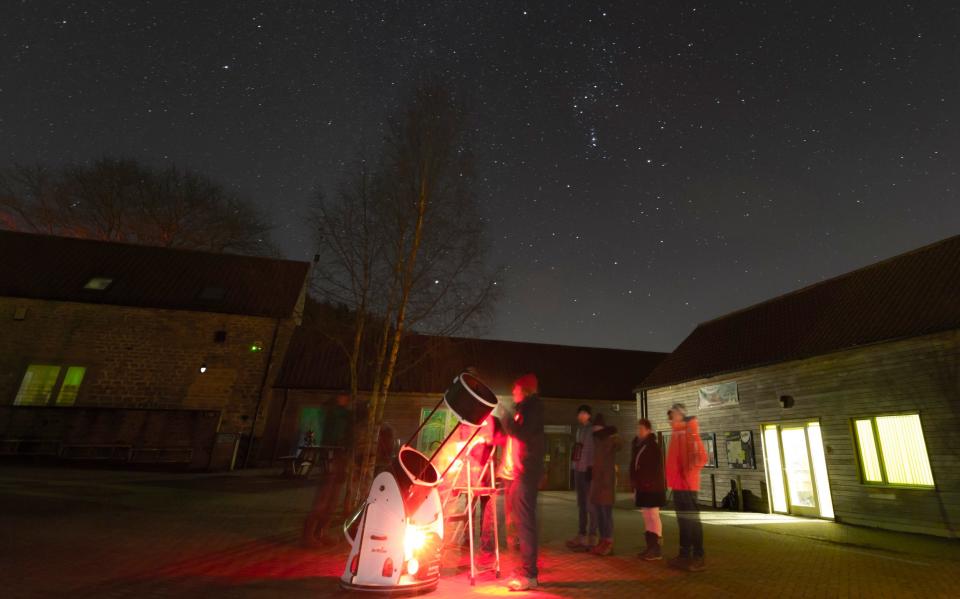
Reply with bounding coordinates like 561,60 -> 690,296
350,168 -> 431,508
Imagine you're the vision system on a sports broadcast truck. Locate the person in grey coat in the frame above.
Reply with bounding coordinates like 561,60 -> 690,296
566,404 -> 597,550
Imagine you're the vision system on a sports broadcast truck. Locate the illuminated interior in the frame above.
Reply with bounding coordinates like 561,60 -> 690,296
55,366 -> 86,405
781,427 -> 816,509
855,419 -> 884,482
13,364 -> 62,405
763,425 -> 788,513
855,414 -> 935,487
806,423 -> 834,519
762,421 -> 834,519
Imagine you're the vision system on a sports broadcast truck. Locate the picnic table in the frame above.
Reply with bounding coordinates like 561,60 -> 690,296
279,444 -> 341,478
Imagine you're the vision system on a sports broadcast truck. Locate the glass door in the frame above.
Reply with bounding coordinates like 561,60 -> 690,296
762,422 -> 835,519
780,427 -> 818,517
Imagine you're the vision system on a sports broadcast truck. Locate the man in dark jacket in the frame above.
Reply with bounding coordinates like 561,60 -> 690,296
566,404 -> 597,551
503,373 -> 545,592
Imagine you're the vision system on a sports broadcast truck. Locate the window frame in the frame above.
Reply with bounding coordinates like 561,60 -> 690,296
12,363 -> 87,407
852,412 -> 936,490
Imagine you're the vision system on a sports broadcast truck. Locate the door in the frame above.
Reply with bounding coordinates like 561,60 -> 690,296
544,434 -> 571,490
762,422 -> 834,519
780,427 -> 818,517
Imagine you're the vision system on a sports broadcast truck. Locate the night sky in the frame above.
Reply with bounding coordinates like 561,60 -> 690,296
3,1 -> 959,352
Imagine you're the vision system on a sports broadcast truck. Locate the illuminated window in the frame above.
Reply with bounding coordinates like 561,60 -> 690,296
13,364 -> 87,407
84,277 -> 113,290
56,366 -> 86,406
854,415 -> 935,487
14,365 -> 62,405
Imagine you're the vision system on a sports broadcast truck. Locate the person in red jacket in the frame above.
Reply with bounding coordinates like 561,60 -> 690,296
664,403 -> 708,572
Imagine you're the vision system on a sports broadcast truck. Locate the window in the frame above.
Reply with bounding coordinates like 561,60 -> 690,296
854,414 -> 935,487
13,364 -> 86,406
83,277 -> 113,290
56,366 -> 86,406
14,365 -> 62,405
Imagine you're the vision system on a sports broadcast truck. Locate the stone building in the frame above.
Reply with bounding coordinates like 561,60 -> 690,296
267,332 -> 665,490
0,231 -> 309,469
637,234 -> 960,537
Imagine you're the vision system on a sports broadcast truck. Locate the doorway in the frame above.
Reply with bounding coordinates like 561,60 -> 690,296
544,433 -> 571,490
762,422 -> 834,519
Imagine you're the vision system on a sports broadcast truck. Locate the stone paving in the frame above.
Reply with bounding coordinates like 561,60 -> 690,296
2,466 -> 959,598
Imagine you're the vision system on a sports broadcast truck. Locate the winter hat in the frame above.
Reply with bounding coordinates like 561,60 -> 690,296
667,402 -> 687,418
577,404 -> 592,415
514,373 -> 539,395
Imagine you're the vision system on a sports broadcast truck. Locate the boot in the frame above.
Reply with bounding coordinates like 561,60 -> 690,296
687,555 -> 706,572
565,534 -> 587,550
590,539 -> 613,556
640,531 -> 662,560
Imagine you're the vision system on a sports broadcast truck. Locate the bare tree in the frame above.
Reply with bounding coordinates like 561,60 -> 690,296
0,158 -> 275,255
309,84 -> 500,509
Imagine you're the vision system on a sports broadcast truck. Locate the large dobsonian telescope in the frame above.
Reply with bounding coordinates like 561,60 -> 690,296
340,371 -> 499,594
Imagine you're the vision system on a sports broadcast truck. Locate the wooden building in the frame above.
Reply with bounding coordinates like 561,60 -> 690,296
0,231 -> 309,469
637,235 -> 960,537
268,332 -> 665,490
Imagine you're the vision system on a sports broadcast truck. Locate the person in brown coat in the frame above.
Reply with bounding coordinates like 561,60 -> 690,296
588,413 -> 622,556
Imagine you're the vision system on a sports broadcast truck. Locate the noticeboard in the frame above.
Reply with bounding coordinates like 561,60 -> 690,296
724,430 -> 756,469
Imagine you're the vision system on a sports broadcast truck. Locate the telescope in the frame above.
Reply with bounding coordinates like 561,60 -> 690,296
340,371 -> 499,594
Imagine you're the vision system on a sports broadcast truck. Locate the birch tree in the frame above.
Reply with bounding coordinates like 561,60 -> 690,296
309,84 -> 499,510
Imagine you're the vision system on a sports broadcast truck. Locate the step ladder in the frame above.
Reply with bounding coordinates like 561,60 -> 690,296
440,443 -> 501,585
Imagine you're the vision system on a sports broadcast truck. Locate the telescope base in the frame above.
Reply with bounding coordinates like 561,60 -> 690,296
339,576 -> 440,595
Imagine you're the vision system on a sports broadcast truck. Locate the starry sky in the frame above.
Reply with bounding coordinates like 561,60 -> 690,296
2,1 -> 959,352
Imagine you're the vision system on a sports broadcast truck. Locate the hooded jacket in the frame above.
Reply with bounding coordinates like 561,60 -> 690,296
589,415 -> 621,506
665,416 -> 708,491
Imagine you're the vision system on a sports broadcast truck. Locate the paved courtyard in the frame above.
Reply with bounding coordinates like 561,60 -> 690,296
2,466 -> 958,598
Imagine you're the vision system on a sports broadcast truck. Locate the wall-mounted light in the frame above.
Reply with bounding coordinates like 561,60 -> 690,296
199,363 -> 208,374
779,395 -> 795,408
249,342 -> 263,353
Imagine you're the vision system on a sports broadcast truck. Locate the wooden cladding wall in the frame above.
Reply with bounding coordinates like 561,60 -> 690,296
644,329 -> 959,538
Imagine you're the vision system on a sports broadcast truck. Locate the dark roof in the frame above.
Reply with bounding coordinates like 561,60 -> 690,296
276,330 -> 666,402
640,234 -> 960,389
0,230 -> 309,318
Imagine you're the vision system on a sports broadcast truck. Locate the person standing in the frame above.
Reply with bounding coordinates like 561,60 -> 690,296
665,403 -> 708,571
631,418 -> 666,560
503,373 -> 545,592
566,405 -> 597,551
302,393 -> 353,547
588,413 -> 621,556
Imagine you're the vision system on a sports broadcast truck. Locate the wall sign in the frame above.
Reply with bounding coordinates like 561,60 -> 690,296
698,381 -> 739,410
724,430 -> 756,469
701,432 -> 718,468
